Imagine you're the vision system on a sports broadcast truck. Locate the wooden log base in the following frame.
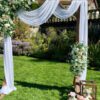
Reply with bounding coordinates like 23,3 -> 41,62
0,94 -> 6,100
0,81 -> 7,100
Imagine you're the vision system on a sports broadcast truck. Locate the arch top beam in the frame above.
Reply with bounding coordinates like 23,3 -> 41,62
36,0 -> 98,9
36,0 -> 71,5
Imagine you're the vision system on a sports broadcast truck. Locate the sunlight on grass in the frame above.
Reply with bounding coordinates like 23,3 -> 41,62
0,56 -> 100,100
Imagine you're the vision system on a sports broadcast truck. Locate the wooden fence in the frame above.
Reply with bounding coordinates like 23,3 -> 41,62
41,9 -> 100,28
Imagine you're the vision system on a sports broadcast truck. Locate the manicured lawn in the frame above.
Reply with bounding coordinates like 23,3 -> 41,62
0,55 -> 100,100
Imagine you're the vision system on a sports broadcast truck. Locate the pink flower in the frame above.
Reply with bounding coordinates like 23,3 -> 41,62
68,92 -> 76,97
77,95 -> 85,100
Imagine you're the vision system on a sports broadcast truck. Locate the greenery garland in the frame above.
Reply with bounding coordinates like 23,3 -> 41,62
0,0 -> 35,36
70,43 -> 88,76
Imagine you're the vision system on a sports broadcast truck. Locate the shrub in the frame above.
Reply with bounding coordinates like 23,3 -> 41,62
97,0 -> 100,7
88,42 -> 100,68
31,27 -> 76,61
0,40 -> 3,54
12,40 -> 33,56
31,32 -> 49,58
47,30 -> 76,61
13,19 -> 31,41
11,19 -> 34,56
89,24 -> 100,44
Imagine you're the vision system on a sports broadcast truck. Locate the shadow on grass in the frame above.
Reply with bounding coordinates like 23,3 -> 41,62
18,56 -> 67,63
15,80 -> 74,100
88,67 -> 100,71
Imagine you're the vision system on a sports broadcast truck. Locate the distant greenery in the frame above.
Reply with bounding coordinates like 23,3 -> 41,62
88,24 -> 100,68
97,0 -> 100,7
11,19 -> 33,56
31,2 -> 40,9
88,43 -> 100,69
1,18 -> 100,66
31,28 -> 76,61
0,56 -> 100,100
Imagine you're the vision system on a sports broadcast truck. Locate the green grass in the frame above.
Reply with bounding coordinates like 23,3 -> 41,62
0,55 -> 100,100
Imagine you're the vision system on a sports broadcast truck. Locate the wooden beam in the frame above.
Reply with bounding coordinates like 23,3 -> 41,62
37,0 -> 72,5
60,0 -> 71,5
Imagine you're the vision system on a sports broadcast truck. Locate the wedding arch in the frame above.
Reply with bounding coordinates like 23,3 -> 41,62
0,0 -> 88,95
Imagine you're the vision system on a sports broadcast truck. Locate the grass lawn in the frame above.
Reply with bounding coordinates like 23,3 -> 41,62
0,55 -> 100,100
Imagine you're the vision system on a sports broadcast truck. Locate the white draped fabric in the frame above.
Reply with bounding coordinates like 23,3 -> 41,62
54,0 -> 81,19
0,0 -> 88,94
18,0 -> 60,26
79,0 -> 88,80
0,36 -> 16,94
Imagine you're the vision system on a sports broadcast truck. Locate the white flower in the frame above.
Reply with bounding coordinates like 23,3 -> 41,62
0,18 -> 2,22
10,31 -> 13,34
4,23 -> 10,28
69,92 -> 76,97
0,4 -> 2,7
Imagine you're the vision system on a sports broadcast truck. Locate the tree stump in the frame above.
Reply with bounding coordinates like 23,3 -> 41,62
73,76 -> 81,94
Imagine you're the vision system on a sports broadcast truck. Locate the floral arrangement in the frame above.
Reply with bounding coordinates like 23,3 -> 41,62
83,88 -> 93,100
0,0 -> 34,36
70,43 -> 88,76
68,92 -> 77,100
68,90 -> 93,100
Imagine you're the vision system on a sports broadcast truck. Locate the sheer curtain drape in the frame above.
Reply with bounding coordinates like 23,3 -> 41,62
0,0 -> 88,94
79,0 -> 88,80
18,0 -> 60,26
54,0 -> 81,19
0,36 -> 16,94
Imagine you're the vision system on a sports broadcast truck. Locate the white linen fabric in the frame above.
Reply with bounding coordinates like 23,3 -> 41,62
18,0 -> 60,26
79,0 -> 88,80
0,0 -> 88,94
0,36 -> 16,94
54,0 -> 81,19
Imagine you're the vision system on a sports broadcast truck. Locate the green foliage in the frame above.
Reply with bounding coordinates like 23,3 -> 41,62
31,2 -> 40,10
12,40 -> 33,56
31,27 -> 76,61
97,0 -> 100,7
0,40 -> 3,54
70,43 -> 88,76
13,19 -> 31,41
0,0 -> 35,36
89,25 -> 100,44
31,32 -> 49,58
10,19 -> 34,56
88,43 -> 100,68
0,56 -> 100,100
0,56 -> 73,100
47,29 -> 76,61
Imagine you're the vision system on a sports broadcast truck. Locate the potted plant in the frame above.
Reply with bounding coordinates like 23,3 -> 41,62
70,43 -> 87,93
